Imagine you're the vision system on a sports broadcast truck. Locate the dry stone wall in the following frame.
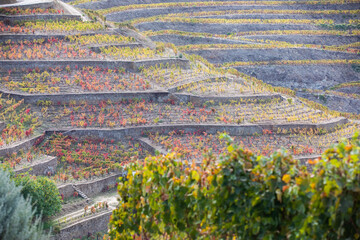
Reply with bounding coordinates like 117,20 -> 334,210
0,89 -> 170,104
54,211 -> 112,240
0,134 -> 42,157
47,117 -> 348,141
0,14 -> 81,23
172,92 -> 283,105
58,172 -> 122,199
0,58 -> 190,72
15,155 -> 57,176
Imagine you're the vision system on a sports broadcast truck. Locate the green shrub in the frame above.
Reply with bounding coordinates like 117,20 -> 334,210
109,133 -> 360,239
15,174 -> 62,219
0,169 -> 48,240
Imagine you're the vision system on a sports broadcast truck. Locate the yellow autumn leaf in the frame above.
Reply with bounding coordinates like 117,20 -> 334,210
295,177 -> 302,185
227,145 -> 234,152
282,174 -> 291,184
192,170 -> 200,181
168,152 -> 176,159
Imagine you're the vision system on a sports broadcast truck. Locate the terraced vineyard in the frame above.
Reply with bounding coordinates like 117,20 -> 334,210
70,0 -> 360,114
0,0 -> 359,239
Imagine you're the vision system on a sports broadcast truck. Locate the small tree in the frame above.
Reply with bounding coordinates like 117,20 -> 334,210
0,169 -> 48,240
15,174 -> 62,218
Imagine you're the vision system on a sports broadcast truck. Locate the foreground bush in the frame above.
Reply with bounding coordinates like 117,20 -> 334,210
14,174 -> 62,218
109,134 -> 360,239
0,169 -> 48,240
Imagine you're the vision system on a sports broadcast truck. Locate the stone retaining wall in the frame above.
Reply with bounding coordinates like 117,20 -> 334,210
0,14 -> 81,23
133,58 -> 190,70
0,134 -> 42,157
138,136 -> 324,164
0,58 -> 190,72
76,173 -> 121,197
15,155 -> 57,176
167,76 -> 243,93
57,184 -> 74,199
48,117 -> 348,141
0,32 -> 112,43
0,89 -> 170,104
58,172 -> 122,199
90,43 -> 143,53
173,92 -> 283,105
0,87 -> 282,105
0,34 -> 68,43
136,137 -> 167,155
54,211 -> 112,240
0,60 -> 130,70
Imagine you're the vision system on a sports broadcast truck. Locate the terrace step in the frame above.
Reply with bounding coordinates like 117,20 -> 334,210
57,172 -> 125,199
54,191 -> 118,224
145,70 -> 212,85
89,42 -> 144,53
0,58 -> 191,72
0,32 -> 114,43
56,198 -> 90,218
54,210 -> 112,240
72,184 -> 91,202
45,117 -> 350,140
172,92 -> 283,105
0,87 -> 170,104
0,84 -> 281,105
15,155 -> 57,176
137,137 -> 168,155
0,134 -> 43,157
167,75 -> 226,93
0,13 -> 81,23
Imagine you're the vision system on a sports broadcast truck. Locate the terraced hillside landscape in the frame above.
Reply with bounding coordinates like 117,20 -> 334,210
70,0 -> 360,114
0,0 -> 359,239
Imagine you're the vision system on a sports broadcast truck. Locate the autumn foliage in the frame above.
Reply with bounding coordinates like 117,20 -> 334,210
109,133 -> 360,239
